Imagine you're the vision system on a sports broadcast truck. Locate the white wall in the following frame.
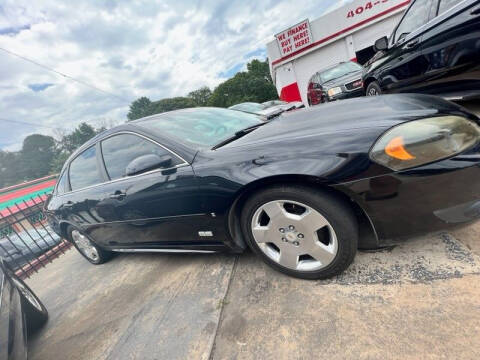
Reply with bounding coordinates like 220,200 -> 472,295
267,0 -> 410,103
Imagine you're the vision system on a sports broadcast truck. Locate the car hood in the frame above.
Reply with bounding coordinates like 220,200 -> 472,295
321,70 -> 363,89
221,94 -> 477,149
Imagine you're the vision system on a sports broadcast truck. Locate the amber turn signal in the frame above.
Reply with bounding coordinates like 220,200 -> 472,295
385,136 -> 416,160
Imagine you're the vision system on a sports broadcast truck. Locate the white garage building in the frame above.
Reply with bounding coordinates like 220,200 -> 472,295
266,0 -> 411,105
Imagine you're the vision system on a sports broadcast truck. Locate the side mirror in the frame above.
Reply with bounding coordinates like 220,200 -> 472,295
125,154 -> 173,176
374,36 -> 388,52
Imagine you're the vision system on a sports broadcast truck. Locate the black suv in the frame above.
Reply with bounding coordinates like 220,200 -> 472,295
307,61 -> 364,106
363,0 -> 480,100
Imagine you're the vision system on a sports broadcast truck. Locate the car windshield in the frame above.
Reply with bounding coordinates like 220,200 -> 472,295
319,62 -> 363,83
229,102 -> 267,113
136,107 -> 264,149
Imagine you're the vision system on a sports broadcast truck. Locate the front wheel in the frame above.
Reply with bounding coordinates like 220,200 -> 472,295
68,226 -> 112,265
241,186 -> 358,280
9,274 -> 48,334
366,81 -> 382,96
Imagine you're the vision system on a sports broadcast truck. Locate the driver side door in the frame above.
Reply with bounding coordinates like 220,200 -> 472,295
377,0 -> 434,93
89,132 -> 207,248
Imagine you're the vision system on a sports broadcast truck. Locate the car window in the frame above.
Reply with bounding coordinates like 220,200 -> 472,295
69,146 -> 103,191
318,62 -> 363,83
438,0 -> 459,15
394,0 -> 432,43
101,133 -> 182,180
136,108 -> 264,148
56,172 -> 67,195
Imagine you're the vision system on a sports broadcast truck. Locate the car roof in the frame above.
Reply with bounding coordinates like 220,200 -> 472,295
63,112 -> 201,172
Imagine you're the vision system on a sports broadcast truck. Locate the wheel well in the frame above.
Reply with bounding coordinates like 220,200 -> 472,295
363,77 -> 377,90
59,222 -> 71,241
227,175 -> 378,251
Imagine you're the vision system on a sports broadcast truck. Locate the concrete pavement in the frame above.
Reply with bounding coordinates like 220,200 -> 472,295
27,222 -> 480,360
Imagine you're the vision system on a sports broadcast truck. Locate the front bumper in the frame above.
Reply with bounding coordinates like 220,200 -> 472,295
334,151 -> 480,243
328,88 -> 365,102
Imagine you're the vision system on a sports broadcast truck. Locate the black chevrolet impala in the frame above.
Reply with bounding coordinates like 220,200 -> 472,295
45,95 -> 480,279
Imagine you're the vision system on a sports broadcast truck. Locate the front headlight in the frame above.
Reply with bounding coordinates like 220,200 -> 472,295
370,116 -> 480,171
327,87 -> 342,97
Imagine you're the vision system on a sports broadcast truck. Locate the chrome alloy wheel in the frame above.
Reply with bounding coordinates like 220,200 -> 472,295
368,88 -> 379,96
10,277 -> 43,311
71,230 -> 99,262
251,200 -> 338,271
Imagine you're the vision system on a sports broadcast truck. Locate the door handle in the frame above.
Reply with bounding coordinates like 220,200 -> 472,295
404,39 -> 419,49
109,191 -> 126,200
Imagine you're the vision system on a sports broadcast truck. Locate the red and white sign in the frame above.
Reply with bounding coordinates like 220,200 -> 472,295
275,19 -> 313,56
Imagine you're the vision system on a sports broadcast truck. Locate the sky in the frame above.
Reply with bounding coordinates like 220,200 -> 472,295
0,0 -> 352,151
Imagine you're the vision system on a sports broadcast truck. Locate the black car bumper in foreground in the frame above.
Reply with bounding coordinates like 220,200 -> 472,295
335,151 -> 480,243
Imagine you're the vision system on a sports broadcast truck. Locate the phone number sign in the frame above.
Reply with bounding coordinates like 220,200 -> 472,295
275,19 -> 313,56
346,0 -> 391,18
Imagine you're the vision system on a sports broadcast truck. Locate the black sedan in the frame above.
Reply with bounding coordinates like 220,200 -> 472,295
0,259 -> 48,359
363,0 -> 480,100
307,61 -> 364,105
45,95 -> 480,279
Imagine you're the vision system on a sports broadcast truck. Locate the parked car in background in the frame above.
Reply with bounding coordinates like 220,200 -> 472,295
45,97 -> 480,279
262,100 -> 304,110
229,102 -> 286,119
0,258 -> 48,360
0,228 -> 61,269
363,0 -> 480,99
307,61 -> 364,106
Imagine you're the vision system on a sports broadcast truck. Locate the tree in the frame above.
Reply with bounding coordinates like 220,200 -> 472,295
187,87 -> 212,106
0,150 -> 22,188
208,59 -> 278,107
247,59 -> 273,83
50,151 -> 70,173
127,97 -> 153,121
149,97 -> 196,114
20,134 -> 56,180
60,123 -> 98,153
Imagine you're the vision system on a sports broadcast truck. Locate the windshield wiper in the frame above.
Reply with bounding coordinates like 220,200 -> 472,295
212,123 -> 266,150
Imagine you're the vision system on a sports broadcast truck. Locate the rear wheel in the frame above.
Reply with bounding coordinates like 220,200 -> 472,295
366,81 -> 382,96
68,226 -> 112,265
241,186 -> 358,279
10,274 -> 48,334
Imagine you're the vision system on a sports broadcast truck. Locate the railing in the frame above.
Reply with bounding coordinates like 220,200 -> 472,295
0,195 -> 71,279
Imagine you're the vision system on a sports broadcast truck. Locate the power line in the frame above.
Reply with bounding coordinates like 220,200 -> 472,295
0,47 -> 132,103
0,117 -> 60,129
0,116 -> 111,130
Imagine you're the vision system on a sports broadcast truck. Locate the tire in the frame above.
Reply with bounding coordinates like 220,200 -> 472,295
366,81 -> 382,96
67,226 -> 112,265
9,273 -> 48,334
241,185 -> 358,280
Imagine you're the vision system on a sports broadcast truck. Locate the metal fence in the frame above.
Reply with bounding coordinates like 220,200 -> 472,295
0,195 -> 71,279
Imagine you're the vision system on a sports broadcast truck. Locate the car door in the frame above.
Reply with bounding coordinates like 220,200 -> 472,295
0,266 -> 27,360
377,0 -> 435,93
90,132 -> 208,248
420,0 -> 480,96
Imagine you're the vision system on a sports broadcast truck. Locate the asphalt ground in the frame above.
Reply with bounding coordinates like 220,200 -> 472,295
27,222 -> 480,360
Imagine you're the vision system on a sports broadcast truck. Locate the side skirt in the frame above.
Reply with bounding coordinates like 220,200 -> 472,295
110,248 -> 217,254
